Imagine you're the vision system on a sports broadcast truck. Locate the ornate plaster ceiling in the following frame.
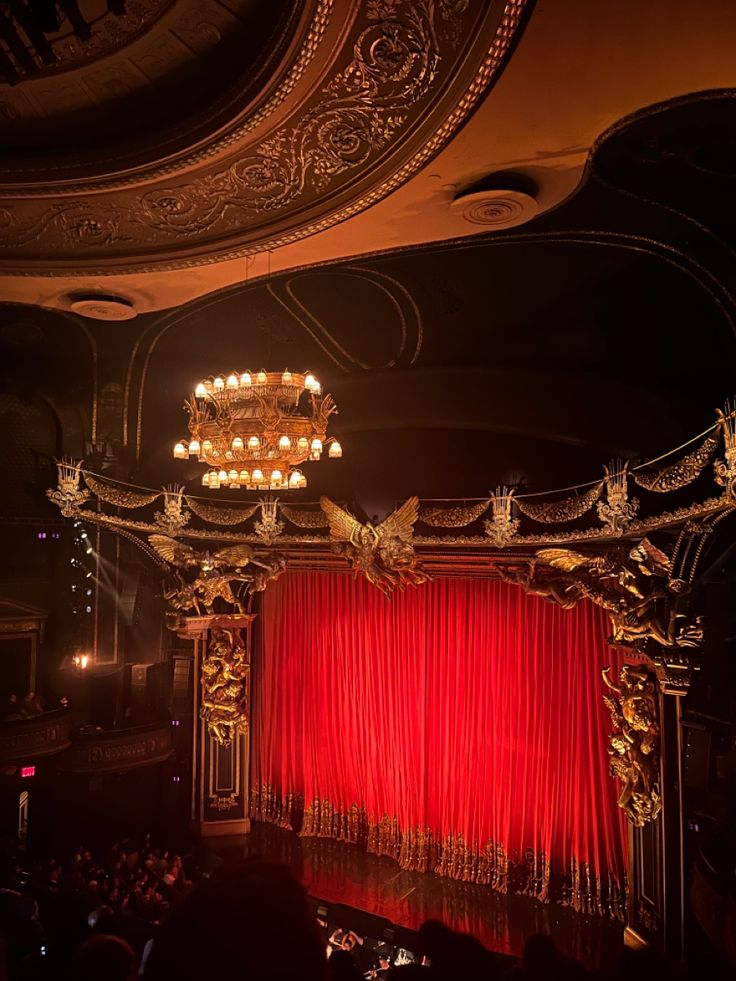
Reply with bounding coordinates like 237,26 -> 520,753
0,0 -> 528,272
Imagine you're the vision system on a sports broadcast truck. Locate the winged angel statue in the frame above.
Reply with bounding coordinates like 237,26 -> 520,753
148,535 -> 286,616
498,538 -> 703,650
320,496 -> 430,596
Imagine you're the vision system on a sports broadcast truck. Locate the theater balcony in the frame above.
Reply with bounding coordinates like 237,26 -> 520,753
0,708 -> 72,766
58,721 -> 173,775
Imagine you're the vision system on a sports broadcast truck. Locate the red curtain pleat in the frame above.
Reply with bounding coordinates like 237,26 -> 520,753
251,572 -> 627,915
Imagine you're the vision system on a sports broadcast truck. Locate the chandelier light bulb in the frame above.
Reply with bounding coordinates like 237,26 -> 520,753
202,472 -> 210,486
252,468 -> 264,484
240,372 -> 252,387
248,436 -> 260,450
239,470 -> 250,484
226,373 -> 239,389
228,469 -> 238,483
328,440 -> 342,458
218,469 -> 228,483
173,442 -> 188,459
210,471 -> 220,488
257,370 -> 267,384
202,439 -> 213,453
271,469 -> 283,486
298,473 -> 307,488
304,373 -> 316,391
214,376 -> 225,391
289,471 -> 301,487
189,439 -> 201,456
279,435 -> 291,450
195,383 -> 207,398
311,438 -> 322,454
232,436 -> 244,451
282,370 -> 292,385
297,436 -> 309,451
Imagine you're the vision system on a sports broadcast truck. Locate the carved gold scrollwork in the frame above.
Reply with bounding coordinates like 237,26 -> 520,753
602,664 -> 661,827
516,482 -> 604,523
714,404 -> 736,503
633,434 -> 719,492
200,627 -> 249,747
420,499 -> 490,527
597,461 -> 639,534
46,459 -> 90,516
483,487 -> 520,547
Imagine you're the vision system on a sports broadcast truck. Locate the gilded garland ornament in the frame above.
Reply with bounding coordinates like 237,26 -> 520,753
84,473 -> 161,508
321,496 -> 430,596
602,664 -> 661,827
516,482 -> 604,523
420,499 -> 490,527
633,434 -> 719,493
185,496 -> 259,526
280,504 -> 329,528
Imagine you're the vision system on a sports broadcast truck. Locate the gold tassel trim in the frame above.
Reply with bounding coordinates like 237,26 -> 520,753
250,785 -> 626,919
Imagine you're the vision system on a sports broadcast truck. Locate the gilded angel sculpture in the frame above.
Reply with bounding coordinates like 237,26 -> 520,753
148,535 -> 286,615
320,496 -> 430,596
498,538 -> 703,650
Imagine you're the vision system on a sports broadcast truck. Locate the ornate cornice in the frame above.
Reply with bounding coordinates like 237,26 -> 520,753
0,0 -> 530,273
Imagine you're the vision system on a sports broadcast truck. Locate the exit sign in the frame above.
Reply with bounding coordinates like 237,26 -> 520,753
20,766 -> 35,778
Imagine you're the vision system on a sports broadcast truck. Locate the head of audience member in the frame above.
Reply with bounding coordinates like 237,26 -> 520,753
73,935 -> 137,981
328,949 -> 363,981
143,861 -> 326,981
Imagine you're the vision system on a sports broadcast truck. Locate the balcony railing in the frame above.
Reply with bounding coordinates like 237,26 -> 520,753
0,709 -> 72,766
59,722 -> 173,774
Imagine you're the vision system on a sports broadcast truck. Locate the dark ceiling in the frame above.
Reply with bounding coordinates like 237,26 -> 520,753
1,90 -> 735,516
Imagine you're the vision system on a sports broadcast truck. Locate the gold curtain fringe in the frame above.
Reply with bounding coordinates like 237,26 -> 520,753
632,434 -> 719,492
516,482 -> 604,523
84,473 -> 161,508
250,786 -> 625,919
186,496 -> 259,526
250,784 -> 302,830
280,505 -> 330,528
420,500 -> 490,527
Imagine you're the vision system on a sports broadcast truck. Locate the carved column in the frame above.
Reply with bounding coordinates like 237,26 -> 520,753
625,653 -> 691,959
177,613 -> 255,837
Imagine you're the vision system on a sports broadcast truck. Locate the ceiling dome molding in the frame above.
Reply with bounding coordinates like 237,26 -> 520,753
0,0 -> 531,275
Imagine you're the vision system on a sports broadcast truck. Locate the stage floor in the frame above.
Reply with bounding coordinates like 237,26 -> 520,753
223,821 -> 624,971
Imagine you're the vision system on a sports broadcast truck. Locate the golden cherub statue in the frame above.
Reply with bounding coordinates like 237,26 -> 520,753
148,535 -> 286,616
320,496 -> 430,596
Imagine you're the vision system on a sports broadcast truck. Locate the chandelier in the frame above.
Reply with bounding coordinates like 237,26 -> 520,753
172,370 -> 342,490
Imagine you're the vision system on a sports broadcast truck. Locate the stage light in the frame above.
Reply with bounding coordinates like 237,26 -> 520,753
85,546 -> 93,554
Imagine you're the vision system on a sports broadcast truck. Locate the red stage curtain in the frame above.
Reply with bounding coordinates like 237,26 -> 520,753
251,572 -> 627,916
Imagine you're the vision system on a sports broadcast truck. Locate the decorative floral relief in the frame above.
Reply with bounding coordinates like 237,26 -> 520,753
0,0 -> 472,252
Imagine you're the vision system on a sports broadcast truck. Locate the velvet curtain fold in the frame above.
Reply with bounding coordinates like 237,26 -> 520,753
251,572 -> 627,917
